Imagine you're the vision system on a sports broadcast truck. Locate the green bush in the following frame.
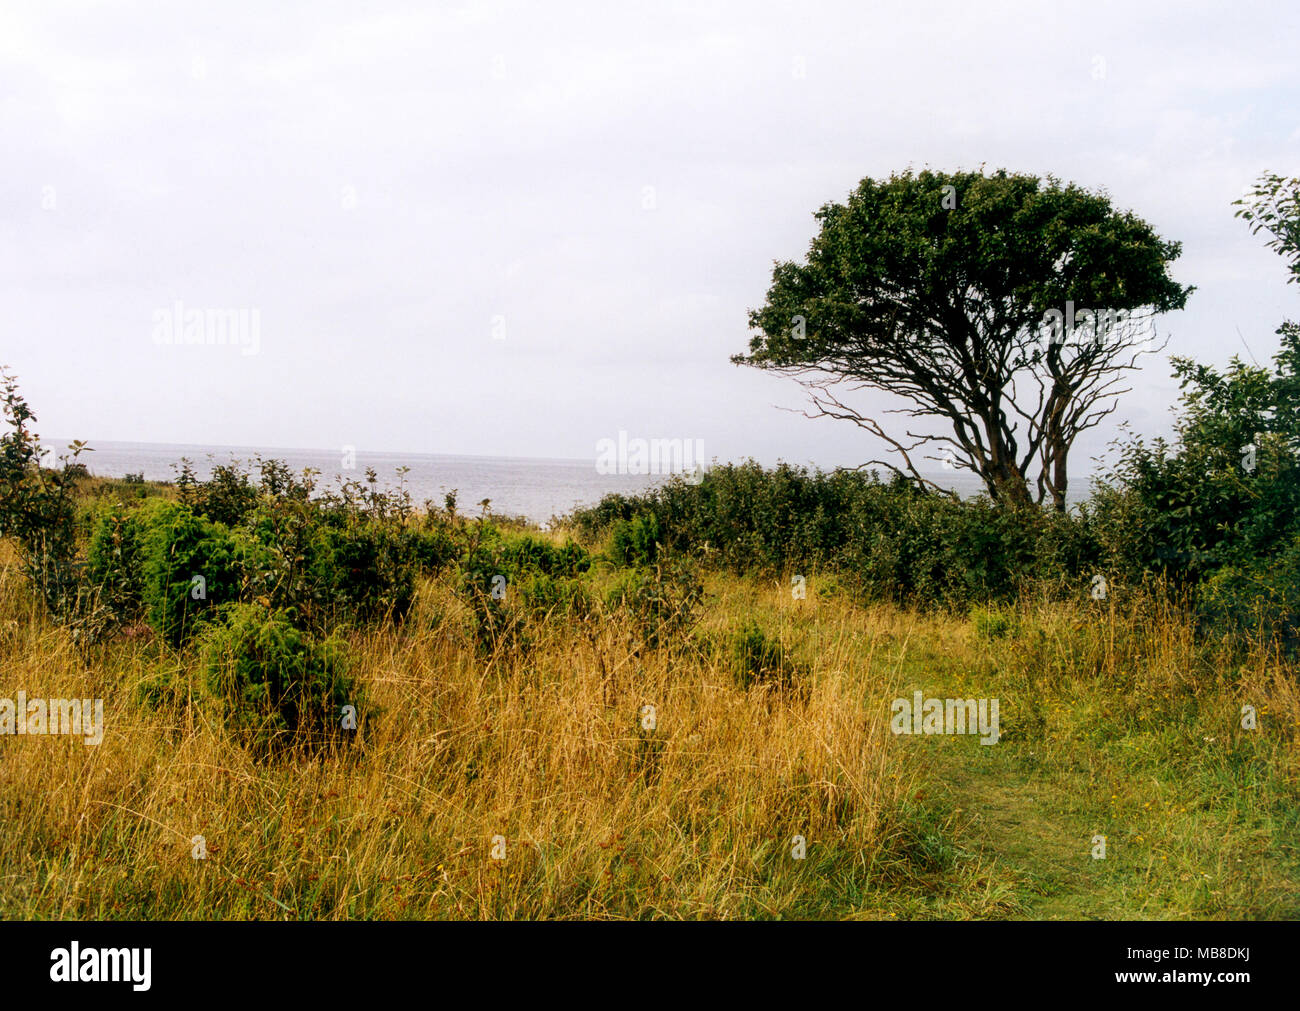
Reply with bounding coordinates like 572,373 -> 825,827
196,462 -> 260,528
609,513 -> 660,568
1198,536 -> 1300,652
728,618 -> 802,692
498,531 -> 591,578
1094,320 -> 1300,592
141,503 -> 248,646
517,572 -> 594,623
604,559 -> 702,650
971,604 -> 1017,641
409,525 -> 458,574
455,529 -> 591,649
309,520 -> 417,626
572,464 -> 1099,608
86,502 -> 152,621
569,493 -> 639,542
0,369 -> 95,627
200,603 -> 356,751
456,568 -> 518,658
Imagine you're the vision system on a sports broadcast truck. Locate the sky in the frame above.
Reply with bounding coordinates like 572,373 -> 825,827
3,0 -> 1298,476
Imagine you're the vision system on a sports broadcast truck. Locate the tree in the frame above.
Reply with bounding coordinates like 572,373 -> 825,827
1093,180 -> 1300,643
1234,171 -> 1300,284
0,367 -> 93,624
1098,333 -> 1300,583
734,168 -> 1192,509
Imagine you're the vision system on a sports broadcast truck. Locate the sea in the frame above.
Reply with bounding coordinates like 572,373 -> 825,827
68,441 -> 1076,525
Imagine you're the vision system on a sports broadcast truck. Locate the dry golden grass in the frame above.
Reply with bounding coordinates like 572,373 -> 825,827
0,557 -> 926,920
3,540 -> 1297,920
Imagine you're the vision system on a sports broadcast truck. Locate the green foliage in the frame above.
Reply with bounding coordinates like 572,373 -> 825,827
0,367 -> 97,628
408,525 -> 457,574
741,168 -> 1189,365
207,463 -> 260,526
456,566 -> 516,658
200,603 -> 355,751
141,503 -> 247,646
69,455 -> 470,647
1083,171 -> 1300,647
114,458 -> 450,636
971,604 -> 1017,641
1198,535 -> 1300,652
308,520 -> 418,627
517,572 -> 594,623
1235,172 -> 1300,284
604,558 -> 703,650
608,512 -> 659,567
498,532 -> 591,579
736,167 -> 1191,508
86,501 -> 152,622
568,492 -> 638,542
1096,326 -> 1300,591
451,528 -> 591,657
728,618 -> 802,692
460,524 -> 592,587
573,462 -> 1098,607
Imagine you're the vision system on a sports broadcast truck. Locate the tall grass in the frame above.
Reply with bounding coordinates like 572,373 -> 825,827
0,545 -> 924,919
3,542 -> 1296,919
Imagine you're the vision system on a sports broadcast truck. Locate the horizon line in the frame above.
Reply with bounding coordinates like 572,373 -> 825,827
55,437 -> 1096,479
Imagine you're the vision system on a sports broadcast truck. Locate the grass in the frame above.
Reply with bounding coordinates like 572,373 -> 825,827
1,545 -> 1297,920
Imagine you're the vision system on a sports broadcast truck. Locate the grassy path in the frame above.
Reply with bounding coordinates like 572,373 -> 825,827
937,753 -> 1107,919
702,576 -> 1298,919
887,639 -> 1300,920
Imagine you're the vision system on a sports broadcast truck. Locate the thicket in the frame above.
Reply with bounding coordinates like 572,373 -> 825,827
568,328 -> 1300,650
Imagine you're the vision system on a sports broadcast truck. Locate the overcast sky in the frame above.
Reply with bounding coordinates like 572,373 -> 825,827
4,0 -> 1298,474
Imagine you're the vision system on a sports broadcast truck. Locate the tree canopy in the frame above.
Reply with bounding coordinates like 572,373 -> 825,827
735,168 -> 1192,509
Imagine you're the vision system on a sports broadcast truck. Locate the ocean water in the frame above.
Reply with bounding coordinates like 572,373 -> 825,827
70,441 -> 1084,524
73,441 -> 669,525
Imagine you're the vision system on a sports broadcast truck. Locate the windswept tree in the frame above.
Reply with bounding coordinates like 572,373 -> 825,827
735,168 -> 1192,509
1235,171 -> 1300,284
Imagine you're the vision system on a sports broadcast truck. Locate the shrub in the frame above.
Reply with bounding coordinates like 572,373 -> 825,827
571,463 -> 1096,607
309,520 -> 417,627
971,604 -> 1017,641
609,513 -> 660,568
408,526 -> 458,574
517,572 -> 594,623
728,618 -> 802,692
456,529 -> 591,621
200,603 -> 355,751
0,369 -> 94,626
86,502 -> 151,621
1097,326 -> 1300,591
604,558 -> 702,650
1198,536 -> 1300,652
141,503 -> 247,645
496,531 -> 591,579
457,566 -> 520,658
569,492 -> 639,542
196,462 -> 260,528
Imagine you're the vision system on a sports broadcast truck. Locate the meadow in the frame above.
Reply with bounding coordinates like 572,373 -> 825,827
3,322 -> 1299,921
0,477 -> 1296,919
